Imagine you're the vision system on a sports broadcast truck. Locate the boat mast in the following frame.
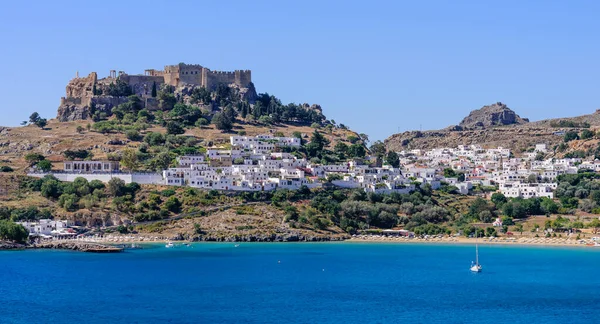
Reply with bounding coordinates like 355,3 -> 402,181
475,233 -> 479,266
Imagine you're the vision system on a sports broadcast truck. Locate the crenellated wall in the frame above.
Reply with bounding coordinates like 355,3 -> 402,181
58,63 -> 252,121
162,63 -> 252,88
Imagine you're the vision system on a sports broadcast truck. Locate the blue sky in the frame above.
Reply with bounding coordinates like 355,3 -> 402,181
1,0 -> 600,141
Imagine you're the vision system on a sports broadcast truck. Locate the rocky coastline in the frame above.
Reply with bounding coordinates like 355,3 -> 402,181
0,241 -> 123,253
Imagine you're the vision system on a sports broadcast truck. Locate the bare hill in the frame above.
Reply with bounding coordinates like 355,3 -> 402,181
385,103 -> 599,153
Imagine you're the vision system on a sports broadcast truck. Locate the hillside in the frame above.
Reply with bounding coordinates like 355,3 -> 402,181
0,119 -> 360,172
385,103 -> 600,154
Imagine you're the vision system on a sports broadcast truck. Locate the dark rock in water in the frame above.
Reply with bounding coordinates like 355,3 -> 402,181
33,241 -> 123,253
0,241 -> 27,250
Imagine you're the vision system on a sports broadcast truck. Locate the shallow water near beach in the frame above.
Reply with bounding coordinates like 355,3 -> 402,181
1,242 -> 599,323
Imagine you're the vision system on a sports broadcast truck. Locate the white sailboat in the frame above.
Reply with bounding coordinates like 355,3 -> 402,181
165,241 -> 174,248
470,235 -> 482,272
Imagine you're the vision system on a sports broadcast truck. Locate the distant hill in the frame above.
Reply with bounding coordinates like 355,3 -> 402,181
458,102 -> 529,129
384,103 -> 600,154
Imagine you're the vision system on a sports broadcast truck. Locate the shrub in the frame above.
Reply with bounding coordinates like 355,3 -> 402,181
126,130 -> 143,141
164,196 -> 182,213
161,189 -> 176,197
195,118 -> 209,127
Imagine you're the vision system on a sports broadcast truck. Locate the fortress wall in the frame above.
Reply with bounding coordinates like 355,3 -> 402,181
163,71 -> 179,86
120,75 -> 164,97
179,67 -> 203,85
206,71 -> 237,89
236,70 -> 252,87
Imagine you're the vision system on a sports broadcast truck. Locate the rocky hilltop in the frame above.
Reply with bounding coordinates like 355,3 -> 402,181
458,102 -> 529,129
57,63 -> 257,122
385,103 -> 597,153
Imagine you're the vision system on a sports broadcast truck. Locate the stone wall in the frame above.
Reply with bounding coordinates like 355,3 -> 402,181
120,75 -> 164,98
206,71 -> 237,89
28,172 -> 164,185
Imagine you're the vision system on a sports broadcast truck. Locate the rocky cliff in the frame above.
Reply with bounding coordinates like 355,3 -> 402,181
458,102 -> 529,129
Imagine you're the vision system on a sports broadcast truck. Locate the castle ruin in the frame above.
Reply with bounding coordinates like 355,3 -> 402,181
57,63 -> 252,121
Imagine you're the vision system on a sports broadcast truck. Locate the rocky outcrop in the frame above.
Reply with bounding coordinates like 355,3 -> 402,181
33,241 -> 123,252
385,126 -> 564,153
458,102 -> 529,129
57,96 -> 128,122
0,241 -> 27,250
384,102 -> 541,152
0,240 -> 123,252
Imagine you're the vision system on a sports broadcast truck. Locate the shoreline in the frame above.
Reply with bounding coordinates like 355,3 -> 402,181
346,236 -> 600,248
4,235 -> 600,251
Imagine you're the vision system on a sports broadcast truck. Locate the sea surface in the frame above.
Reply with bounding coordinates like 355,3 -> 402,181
1,242 -> 599,324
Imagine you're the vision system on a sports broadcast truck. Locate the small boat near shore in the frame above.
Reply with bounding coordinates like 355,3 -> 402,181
166,242 -> 174,248
470,235 -> 482,273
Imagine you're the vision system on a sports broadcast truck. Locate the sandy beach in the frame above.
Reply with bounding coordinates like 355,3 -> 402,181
347,234 -> 600,248
46,232 -> 600,249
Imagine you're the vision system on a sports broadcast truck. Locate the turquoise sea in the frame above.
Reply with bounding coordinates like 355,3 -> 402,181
1,242 -> 600,323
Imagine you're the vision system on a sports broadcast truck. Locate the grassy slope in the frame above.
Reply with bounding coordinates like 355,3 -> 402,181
0,118 -> 361,172
0,118 -> 360,238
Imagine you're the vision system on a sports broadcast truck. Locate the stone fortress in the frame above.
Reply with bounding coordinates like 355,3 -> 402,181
57,63 -> 252,121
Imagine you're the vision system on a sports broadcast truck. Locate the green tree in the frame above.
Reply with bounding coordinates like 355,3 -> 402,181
443,168 -> 457,178
334,142 -> 348,156
164,196 -> 182,213
107,178 -> 126,197
144,132 -> 165,146
120,149 -> 140,171
36,160 -> 52,172
40,178 -> 62,199
485,227 -> 497,237
29,112 -> 40,124
581,129 -> 594,140
195,118 -> 209,127
58,193 -> 79,211
24,153 -> 45,166
564,131 -> 579,142
348,144 -> 366,158
386,151 -> 400,168
158,91 -> 176,110
151,81 -> 157,97
491,192 -> 507,207
35,118 -> 47,129
369,141 -> 387,160
540,198 -> 558,214
0,220 -> 29,243
212,112 -> 233,132
166,121 -> 185,135
63,149 -> 91,160
148,152 -> 173,171
126,129 -> 142,141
